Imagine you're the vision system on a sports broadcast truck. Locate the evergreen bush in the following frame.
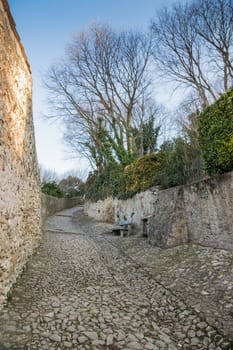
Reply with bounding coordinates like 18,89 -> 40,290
41,181 -> 64,198
85,163 -> 125,201
198,88 -> 233,174
124,153 -> 160,193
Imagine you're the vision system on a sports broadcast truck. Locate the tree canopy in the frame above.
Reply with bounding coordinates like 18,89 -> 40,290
46,24 -> 160,168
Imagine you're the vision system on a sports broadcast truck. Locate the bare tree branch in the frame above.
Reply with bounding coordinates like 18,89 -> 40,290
45,24 -> 156,167
151,0 -> 233,108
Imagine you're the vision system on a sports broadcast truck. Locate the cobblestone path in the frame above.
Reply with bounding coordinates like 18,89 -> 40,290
0,207 -> 233,350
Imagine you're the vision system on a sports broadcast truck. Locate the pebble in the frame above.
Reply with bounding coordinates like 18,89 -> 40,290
127,341 -> 143,349
106,334 -> 114,345
78,336 -> 87,344
84,331 -> 98,340
48,334 -> 61,342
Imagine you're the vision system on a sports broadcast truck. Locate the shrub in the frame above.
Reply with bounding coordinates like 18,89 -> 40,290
198,88 -> 233,174
59,176 -> 85,198
85,163 -> 125,201
156,139 -> 188,188
85,154 -> 160,201
157,138 -> 204,189
41,181 -> 64,198
124,153 -> 160,193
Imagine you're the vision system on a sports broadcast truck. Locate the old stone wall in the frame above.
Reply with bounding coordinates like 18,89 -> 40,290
147,187 -> 189,247
85,172 -> 233,250
148,173 -> 233,249
183,173 -> 233,249
84,188 -> 158,232
84,197 -> 115,223
41,193 -> 83,224
0,0 -> 41,308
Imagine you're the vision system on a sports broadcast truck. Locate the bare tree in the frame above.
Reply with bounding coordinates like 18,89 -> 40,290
39,165 -> 59,183
45,24 -> 155,167
59,175 -> 85,197
193,0 -> 233,91
176,94 -> 201,148
151,0 -> 233,108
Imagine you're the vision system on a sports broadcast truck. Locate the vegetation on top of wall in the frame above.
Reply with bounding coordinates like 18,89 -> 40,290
157,137 -> 204,189
59,176 -> 85,198
85,154 -> 161,201
84,86 -> 233,199
124,153 -> 160,192
40,167 -> 86,198
84,136 -> 205,201
85,163 -> 125,202
41,181 -> 64,198
198,88 -> 233,175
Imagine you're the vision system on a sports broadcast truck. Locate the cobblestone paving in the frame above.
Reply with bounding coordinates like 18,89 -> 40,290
0,207 -> 232,350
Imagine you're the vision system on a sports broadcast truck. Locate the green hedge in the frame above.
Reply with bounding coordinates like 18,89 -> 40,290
198,88 -> 233,174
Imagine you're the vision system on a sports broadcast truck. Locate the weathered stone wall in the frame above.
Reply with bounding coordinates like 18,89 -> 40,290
114,189 -> 157,232
41,193 -> 83,224
184,173 -> 233,249
0,0 -> 41,308
147,187 -> 189,247
84,197 -> 115,223
148,173 -> 233,249
84,188 -> 158,232
85,172 -> 233,250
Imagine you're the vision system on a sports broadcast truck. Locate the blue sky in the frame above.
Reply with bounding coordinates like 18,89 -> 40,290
8,0 -> 179,176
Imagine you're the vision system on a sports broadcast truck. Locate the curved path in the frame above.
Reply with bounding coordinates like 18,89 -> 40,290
0,207 -> 232,350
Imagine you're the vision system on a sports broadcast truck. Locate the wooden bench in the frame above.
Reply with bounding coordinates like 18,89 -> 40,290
112,221 -> 132,237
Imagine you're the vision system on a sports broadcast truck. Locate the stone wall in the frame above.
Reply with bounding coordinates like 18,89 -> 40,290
84,188 -> 158,232
148,173 -> 233,250
184,173 -> 233,249
85,172 -> 233,250
84,197 -> 115,224
41,193 -> 83,224
0,0 -> 41,308
147,186 -> 189,247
